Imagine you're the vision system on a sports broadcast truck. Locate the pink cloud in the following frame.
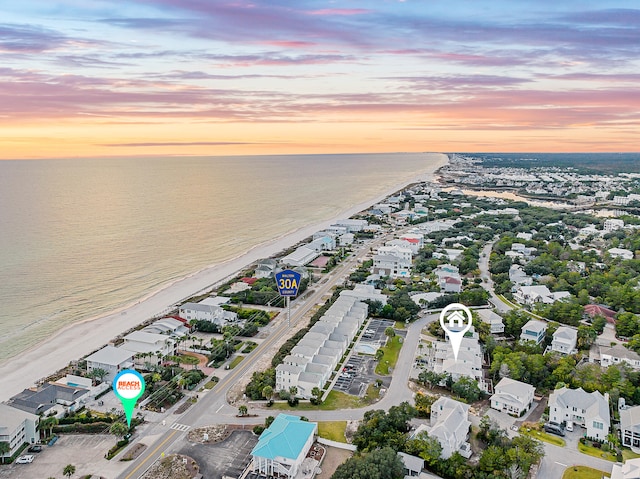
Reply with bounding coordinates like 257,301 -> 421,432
308,9 -> 370,16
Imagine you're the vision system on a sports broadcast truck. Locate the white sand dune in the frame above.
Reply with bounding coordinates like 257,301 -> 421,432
0,153 -> 447,401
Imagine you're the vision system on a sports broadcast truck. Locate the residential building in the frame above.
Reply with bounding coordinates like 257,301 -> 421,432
333,219 -> 368,232
610,457 -> 640,479
399,233 -> 424,253
604,219 -> 625,232
429,397 -> 472,459
398,452 -> 424,477
475,309 -> 504,334
85,345 -> 135,381
431,337 -> 482,382
509,265 -> 533,287
373,253 -> 411,278
308,235 -> 336,252
340,284 -> 387,305
600,344 -> 640,369
584,303 -> 617,323
8,383 -> 89,417
142,317 -> 189,337
608,248 -> 634,260
379,244 -> 413,262
440,276 -> 462,293
281,245 -> 319,266
121,330 -> 177,366
179,301 -> 238,325
255,259 -> 277,279
551,326 -> 578,354
251,414 -> 317,479
490,378 -> 535,416
621,406 -> 640,450
519,319 -> 547,345
513,285 -> 571,306
0,403 -> 39,459
548,387 -> 610,441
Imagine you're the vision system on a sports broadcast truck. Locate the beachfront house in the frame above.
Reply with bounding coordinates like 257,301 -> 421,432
85,345 -> 135,382
142,317 -> 189,337
620,406 -> 640,450
549,387 -> 610,441
179,301 -> 238,326
121,330 -> 177,366
8,383 -> 90,417
490,378 -> 535,416
332,219 -> 368,233
0,403 -> 39,460
280,245 -> 319,267
251,414 -> 317,479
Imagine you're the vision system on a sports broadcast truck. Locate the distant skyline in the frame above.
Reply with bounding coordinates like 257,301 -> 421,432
1,1 -> 639,158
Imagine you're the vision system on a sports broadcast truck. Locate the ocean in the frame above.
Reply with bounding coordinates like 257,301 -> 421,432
0,153 -> 444,364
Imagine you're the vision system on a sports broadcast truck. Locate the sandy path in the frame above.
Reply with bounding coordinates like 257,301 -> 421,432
0,153 -> 447,401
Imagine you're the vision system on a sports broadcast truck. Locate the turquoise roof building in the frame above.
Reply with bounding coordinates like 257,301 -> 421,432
251,414 -> 317,478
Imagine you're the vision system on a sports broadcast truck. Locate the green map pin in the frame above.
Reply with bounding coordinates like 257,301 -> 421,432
113,369 -> 146,427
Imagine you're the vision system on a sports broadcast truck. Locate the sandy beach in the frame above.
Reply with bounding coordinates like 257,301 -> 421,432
0,153 -> 448,401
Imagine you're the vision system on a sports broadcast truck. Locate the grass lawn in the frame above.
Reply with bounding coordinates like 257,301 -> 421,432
562,466 -> 610,479
271,389 -> 379,411
623,449 -> 640,461
394,321 -> 406,329
578,442 -> 617,462
317,421 -> 347,443
201,378 -> 219,390
375,336 -> 403,375
228,355 -> 244,369
519,427 -> 566,447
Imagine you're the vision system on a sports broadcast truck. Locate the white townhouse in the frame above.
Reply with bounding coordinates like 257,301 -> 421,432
0,403 -> 39,460
490,378 -> 535,416
621,406 -> 640,450
332,219 -> 368,233
608,248 -> 634,260
551,326 -> 578,354
600,344 -> 640,370
379,244 -> 413,262
519,319 -> 547,345
121,330 -> 177,366
428,397 -> 472,459
179,301 -> 238,326
549,387 -> 610,441
339,284 -> 388,305
604,219 -> 625,232
431,337 -> 482,383
85,345 -> 135,381
476,309 -> 505,334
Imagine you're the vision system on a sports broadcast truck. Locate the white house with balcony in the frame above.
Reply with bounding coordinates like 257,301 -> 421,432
373,254 -> 411,278
520,319 -> 547,345
251,414 -> 317,479
121,331 -> 177,366
549,387 -> 610,441
600,344 -> 640,370
179,301 -> 238,326
620,406 -> 640,450
476,309 -> 504,334
428,397 -> 472,459
490,378 -> 535,416
550,326 -> 578,354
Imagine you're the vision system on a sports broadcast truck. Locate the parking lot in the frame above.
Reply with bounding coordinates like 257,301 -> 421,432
360,318 -> 396,343
0,434 -> 127,479
177,429 -> 257,479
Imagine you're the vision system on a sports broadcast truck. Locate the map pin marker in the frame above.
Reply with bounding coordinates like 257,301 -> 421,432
439,303 -> 473,362
113,369 -> 146,427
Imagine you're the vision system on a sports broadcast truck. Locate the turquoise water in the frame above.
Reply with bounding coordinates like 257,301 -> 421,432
0,153 -> 444,363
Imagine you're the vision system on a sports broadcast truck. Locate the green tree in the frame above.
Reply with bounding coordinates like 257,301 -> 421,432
404,430 -> 442,467
331,446 -> 404,479
384,327 -> 396,339
262,385 -> 273,402
452,376 -> 482,402
311,387 -> 323,405
0,441 -> 10,464
40,416 -> 59,440
238,405 -> 248,416
88,367 -> 109,383
289,386 -> 298,397
63,464 -> 76,478
109,422 -> 128,440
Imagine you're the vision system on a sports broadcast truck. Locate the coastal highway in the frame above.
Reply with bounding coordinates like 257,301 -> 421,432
117,234 -> 389,479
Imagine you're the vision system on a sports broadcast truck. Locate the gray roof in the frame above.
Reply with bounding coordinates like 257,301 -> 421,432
0,403 -> 38,432
494,377 -> 535,398
601,344 -> 640,361
621,406 -> 640,433
521,319 -> 547,333
9,383 -> 88,415
554,326 -> 578,341
550,387 -> 610,424
398,452 -> 423,473
86,345 -> 134,366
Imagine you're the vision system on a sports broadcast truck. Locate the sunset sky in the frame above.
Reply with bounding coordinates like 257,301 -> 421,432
2,1 -> 639,158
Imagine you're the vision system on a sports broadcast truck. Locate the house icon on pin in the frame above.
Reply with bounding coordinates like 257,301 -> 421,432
446,311 -> 466,329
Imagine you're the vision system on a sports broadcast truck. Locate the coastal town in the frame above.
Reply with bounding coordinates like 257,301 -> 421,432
3,155 -> 640,479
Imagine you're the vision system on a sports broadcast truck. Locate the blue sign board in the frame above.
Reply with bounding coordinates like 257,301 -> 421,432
275,269 -> 302,297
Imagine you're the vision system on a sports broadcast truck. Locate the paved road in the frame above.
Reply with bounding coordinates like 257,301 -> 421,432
478,239 -> 512,313
537,440 -> 615,479
116,233 -> 393,479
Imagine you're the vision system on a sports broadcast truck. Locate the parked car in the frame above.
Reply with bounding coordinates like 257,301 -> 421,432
16,455 -> 34,464
27,445 -> 42,453
544,423 -> 565,437
565,421 -> 574,432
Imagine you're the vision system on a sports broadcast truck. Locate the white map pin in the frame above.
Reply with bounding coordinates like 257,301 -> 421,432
439,303 -> 473,362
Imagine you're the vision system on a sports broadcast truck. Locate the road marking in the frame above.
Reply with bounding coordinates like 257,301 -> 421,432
170,423 -> 190,432
555,462 -> 568,467
216,404 -> 224,413
123,429 -> 177,479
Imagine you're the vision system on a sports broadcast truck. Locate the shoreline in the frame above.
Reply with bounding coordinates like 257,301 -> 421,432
0,153 -> 449,401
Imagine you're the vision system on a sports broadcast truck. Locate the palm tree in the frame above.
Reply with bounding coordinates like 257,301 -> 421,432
238,405 -> 248,416
40,416 -> 58,440
63,464 -> 76,478
0,441 -> 10,464
109,422 -> 129,441
262,385 -> 273,402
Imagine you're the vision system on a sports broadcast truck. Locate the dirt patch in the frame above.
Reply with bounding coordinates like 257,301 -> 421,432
174,401 -> 193,414
315,446 -> 353,479
187,424 -> 230,444
141,453 -> 200,479
345,420 -> 359,443
121,442 -> 147,461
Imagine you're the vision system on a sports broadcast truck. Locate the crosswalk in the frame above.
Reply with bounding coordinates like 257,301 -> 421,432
170,422 -> 190,432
